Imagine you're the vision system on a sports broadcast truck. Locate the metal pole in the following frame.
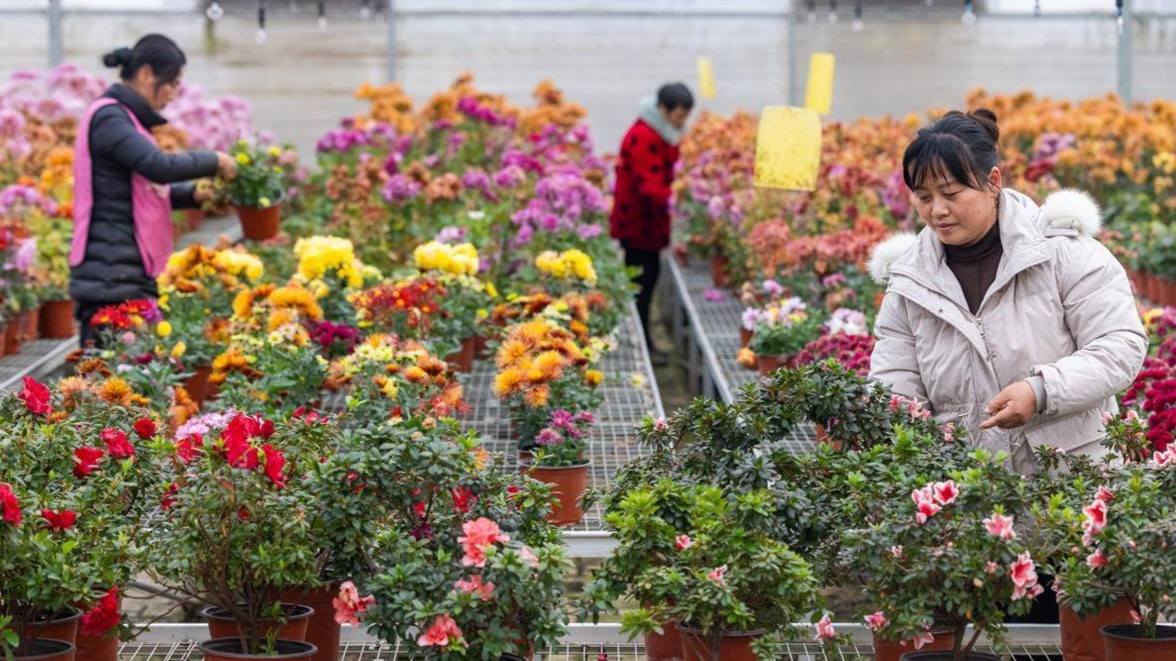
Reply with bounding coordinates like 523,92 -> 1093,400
386,0 -> 396,82
787,0 -> 798,105
48,0 -> 64,67
1117,0 -> 1133,103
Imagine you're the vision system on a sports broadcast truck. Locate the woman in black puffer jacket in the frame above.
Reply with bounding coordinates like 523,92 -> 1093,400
70,34 -> 236,347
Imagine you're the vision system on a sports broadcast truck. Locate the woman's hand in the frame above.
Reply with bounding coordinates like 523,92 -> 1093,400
979,381 -> 1037,430
215,151 -> 238,181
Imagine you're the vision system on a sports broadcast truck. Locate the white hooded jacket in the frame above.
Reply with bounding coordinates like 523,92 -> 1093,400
867,188 -> 1147,465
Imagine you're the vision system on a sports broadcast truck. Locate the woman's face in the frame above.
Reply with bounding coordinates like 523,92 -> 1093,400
912,166 -> 1002,246
131,65 -> 182,111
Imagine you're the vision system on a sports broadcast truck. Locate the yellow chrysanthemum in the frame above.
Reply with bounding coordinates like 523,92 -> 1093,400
493,368 -> 525,397
584,369 -> 604,386
524,384 -> 550,408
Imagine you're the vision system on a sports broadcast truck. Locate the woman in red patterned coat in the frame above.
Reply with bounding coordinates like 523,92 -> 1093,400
610,83 -> 694,366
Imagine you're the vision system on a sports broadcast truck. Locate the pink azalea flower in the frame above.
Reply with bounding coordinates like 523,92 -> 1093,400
814,614 -> 837,641
983,513 -> 1016,540
417,614 -> 465,648
915,500 -> 942,525
1150,449 -> 1176,467
332,581 -> 375,626
458,517 -> 509,567
986,561 -> 999,574
908,629 -> 935,650
706,565 -> 728,585
675,534 -> 693,551
453,575 -> 495,601
1082,499 -> 1108,535
890,545 -> 903,558
864,611 -> 888,632
1009,552 -> 1039,601
518,545 -> 539,568
1087,548 -> 1109,569
942,423 -> 955,442
932,480 -> 959,505
1095,486 -> 1115,503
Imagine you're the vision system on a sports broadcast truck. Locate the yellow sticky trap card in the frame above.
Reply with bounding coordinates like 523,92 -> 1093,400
753,107 -> 822,191
697,57 -> 716,100
805,52 -> 836,116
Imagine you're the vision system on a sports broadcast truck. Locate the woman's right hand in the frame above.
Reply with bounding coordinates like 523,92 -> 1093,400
215,151 -> 238,181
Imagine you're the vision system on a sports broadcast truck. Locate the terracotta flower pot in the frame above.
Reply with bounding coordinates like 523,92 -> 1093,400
873,628 -> 956,661
184,366 -> 214,408
645,620 -> 685,661
74,629 -> 119,661
26,607 -> 82,648
473,334 -> 491,359
1143,272 -> 1161,303
1061,599 -> 1136,661
756,354 -> 783,376
526,461 -> 590,526
13,639 -> 75,661
1161,277 -> 1176,307
739,327 -> 753,348
0,322 -> 7,360
279,585 -> 340,661
235,203 -> 282,242
710,255 -> 730,289
185,208 -> 205,231
5,318 -> 24,355
199,639 -> 316,661
1101,624 -> 1176,661
677,624 -> 764,661
39,300 -> 76,339
445,336 -> 477,373
203,605 -> 313,643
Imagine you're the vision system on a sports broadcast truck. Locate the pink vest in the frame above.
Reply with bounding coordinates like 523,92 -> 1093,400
71,97 -> 173,277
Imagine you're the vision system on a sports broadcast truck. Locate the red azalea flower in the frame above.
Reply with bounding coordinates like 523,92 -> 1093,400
79,587 -> 121,636
451,487 -> 477,514
0,483 -> 22,525
133,417 -> 157,439
174,434 -> 204,463
161,483 -> 179,510
100,428 -> 136,459
41,508 -> 77,531
73,447 -> 106,478
260,444 -> 286,488
18,376 -> 52,416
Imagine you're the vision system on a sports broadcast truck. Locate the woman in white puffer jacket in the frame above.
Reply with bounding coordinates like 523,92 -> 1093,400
867,109 -> 1147,474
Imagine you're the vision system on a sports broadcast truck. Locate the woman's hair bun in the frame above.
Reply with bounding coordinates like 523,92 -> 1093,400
968,108 -> 1000,143
102,47 -> 133,69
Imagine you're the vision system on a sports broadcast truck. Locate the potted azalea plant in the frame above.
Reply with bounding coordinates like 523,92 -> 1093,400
583,480 -> 833,661
1036,419 -> 1176,661
846,448 -> 1045,661
525,409 -> 594,526
148,412 -> 340,661
0,378 -> 170,661
314,415 -> 569,661
227,140 -> 288,241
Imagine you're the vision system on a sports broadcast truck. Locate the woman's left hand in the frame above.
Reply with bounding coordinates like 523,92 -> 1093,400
979,381 -> 1037,430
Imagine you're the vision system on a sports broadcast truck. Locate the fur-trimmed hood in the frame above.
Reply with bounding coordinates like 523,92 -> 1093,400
867,188 -> 1102,284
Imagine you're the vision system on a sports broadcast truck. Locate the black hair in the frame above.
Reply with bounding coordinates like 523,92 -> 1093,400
656,82 -> 694,112
102,34 -> 186,88
902,108 -> 1000,191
